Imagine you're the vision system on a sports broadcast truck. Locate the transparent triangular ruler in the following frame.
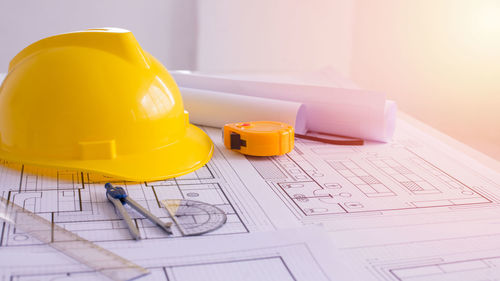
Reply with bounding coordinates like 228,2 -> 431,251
0,197 -> 149,281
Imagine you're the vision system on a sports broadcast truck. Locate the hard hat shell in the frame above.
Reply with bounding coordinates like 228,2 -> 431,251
0,28 -> 213,181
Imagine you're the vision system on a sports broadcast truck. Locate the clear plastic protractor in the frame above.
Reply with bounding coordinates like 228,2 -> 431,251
161,199 -> 227,236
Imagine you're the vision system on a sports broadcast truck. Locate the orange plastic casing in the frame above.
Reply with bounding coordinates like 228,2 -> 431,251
223,121 -> 294,156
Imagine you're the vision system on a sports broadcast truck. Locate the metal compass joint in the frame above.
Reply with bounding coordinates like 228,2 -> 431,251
105,183 -> 172,240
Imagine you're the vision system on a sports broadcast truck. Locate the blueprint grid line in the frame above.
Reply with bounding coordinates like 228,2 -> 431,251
1,229 -> 341,281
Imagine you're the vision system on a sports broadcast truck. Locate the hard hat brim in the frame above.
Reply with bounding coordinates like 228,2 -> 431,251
0,125 -> 214,182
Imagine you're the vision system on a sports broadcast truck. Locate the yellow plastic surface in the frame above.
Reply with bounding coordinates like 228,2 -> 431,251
223,121 -> 294,156
0,28 -> 213,181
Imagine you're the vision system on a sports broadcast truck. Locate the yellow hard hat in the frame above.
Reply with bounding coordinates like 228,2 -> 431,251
0,28 -> 213,181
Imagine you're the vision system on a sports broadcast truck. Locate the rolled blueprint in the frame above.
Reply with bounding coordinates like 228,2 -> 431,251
181,87 -> 307,134
173,71 -> 397,142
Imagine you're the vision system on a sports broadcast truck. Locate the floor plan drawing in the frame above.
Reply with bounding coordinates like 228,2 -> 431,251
0,134 -> 286,246
244,121 -> 500,240
338,229 -> 500,281
389,256 -> 500,281
0,119 -> 499,281
7,248 -> 305,281
0,227 -> 346,281
247,141 -> 493,216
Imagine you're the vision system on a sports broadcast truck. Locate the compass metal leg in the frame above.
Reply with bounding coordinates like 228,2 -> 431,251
108,197 -> 141,240
125,197 -> 172,234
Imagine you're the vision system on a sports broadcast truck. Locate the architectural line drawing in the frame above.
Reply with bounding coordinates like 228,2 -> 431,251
1,121 -> 500,281
0,137 -> 280,246
248,139 -> 495,221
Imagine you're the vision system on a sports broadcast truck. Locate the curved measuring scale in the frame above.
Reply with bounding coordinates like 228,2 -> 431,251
161,199 -> 227,236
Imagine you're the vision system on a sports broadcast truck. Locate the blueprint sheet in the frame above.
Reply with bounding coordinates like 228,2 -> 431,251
0,111 -> 499,281
217,116 -> 500,281
0,121 -> 346,279
0,226 -> 352,281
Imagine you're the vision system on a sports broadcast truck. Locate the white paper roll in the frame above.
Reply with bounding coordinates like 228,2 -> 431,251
173,72 -> 397,142
180,87 -> 307,133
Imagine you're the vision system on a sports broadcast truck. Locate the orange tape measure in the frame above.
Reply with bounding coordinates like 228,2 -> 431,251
223,121 -> 294,156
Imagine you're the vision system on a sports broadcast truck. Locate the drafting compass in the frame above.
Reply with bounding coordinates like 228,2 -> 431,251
161,199 -> 227,236
105,183 -> 172,239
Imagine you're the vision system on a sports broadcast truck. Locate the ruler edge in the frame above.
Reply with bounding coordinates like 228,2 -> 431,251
0,197 -> 150,281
